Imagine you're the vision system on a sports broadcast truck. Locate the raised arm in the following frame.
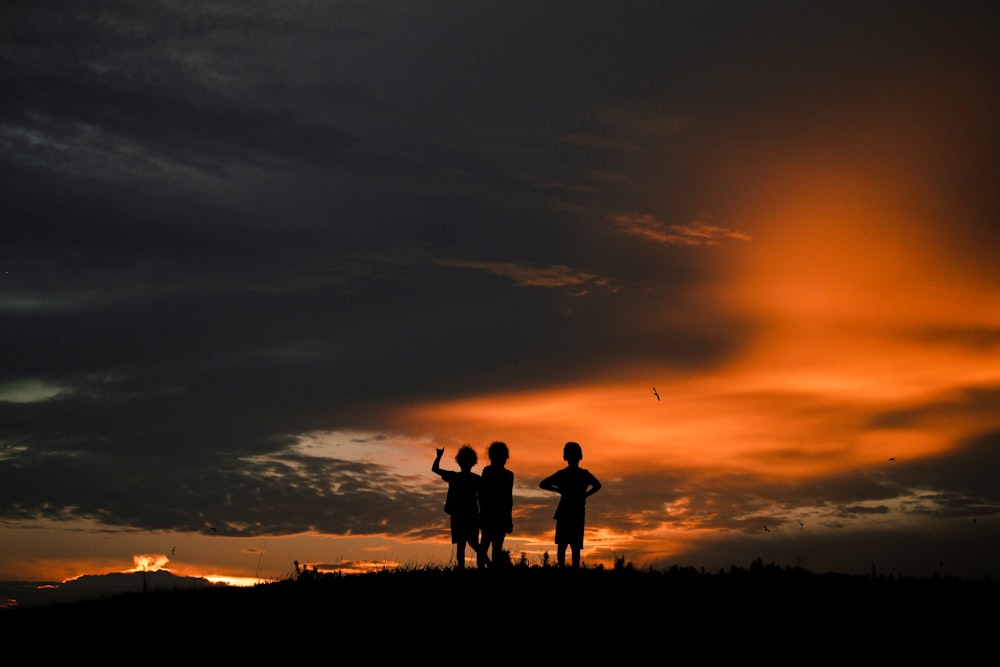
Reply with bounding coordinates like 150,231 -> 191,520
432,448 -> 445,476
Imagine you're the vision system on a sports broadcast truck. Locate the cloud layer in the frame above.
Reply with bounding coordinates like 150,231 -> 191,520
2,1 -> 999,583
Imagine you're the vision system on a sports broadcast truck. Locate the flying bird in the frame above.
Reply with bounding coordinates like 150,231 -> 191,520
888,457 -> 895,461
652,387 -> 660,401
798,521 -> 804,530
209,526 -> 217,534
171,546 -> 176,557
763,525 -> 770,532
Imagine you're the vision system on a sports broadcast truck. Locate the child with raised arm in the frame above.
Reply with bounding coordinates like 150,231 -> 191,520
479,441 -> 514,568
539,441 -> 601,569
433,445 -> 488,570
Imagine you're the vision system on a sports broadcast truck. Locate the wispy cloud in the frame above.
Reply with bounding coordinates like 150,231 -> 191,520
611,213 -> 752,246
433,258 -> 617,293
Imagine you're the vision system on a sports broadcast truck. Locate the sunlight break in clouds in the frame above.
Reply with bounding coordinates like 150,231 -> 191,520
0,379 -> 68,403
127,553 -> 170,573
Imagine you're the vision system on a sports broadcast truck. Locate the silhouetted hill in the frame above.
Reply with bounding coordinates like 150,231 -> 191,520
1,569 -> 222,610
3,562 -> 996,658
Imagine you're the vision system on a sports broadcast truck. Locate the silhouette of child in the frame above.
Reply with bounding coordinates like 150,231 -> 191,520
479,441 -> 514,569
539,441 -> 602,569
433,445 -> 487,569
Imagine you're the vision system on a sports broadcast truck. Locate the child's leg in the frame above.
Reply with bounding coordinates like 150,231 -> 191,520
557,544 -> 567,567
571,546 -> 581,569
474,534 -> 489,568
496,537 -> 511,568
492,537 -> 504,565
456,540 -> 466,569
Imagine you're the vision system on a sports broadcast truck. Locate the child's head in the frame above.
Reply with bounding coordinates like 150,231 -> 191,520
563,441 -> 583,463
487,440 -> 509,465
455,444 -> 478,469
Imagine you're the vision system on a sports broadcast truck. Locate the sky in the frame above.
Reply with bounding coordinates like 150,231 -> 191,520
3,1 -> 1000,592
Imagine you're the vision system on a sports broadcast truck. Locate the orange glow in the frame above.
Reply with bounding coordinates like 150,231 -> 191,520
398,363 -> 981,482
393,128 -> 1000,493
202,575 -> 262,587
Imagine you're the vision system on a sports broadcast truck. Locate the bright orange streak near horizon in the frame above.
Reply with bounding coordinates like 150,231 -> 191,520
400,377 -> 920,482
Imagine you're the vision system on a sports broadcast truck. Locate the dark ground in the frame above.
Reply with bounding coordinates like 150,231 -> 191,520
3,563 -> 995,658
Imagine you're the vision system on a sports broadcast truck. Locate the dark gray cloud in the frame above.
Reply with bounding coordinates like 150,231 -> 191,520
2,1 -> 999,583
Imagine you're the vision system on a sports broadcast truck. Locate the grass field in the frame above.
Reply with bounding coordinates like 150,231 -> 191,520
3,560 -> 995,659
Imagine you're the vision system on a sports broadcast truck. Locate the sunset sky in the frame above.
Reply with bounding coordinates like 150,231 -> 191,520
3,2 -> 999,591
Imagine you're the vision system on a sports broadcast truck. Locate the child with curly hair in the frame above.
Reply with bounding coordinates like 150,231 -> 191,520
433,445 -> 487,569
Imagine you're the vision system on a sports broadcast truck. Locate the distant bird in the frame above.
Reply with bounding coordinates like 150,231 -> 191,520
209,526 -> 217,534
763,525 -> 770,532
171,546 -> 176,557
798,521 -> 804,530
652,387 -> 660,401
888,457 -> 895,461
